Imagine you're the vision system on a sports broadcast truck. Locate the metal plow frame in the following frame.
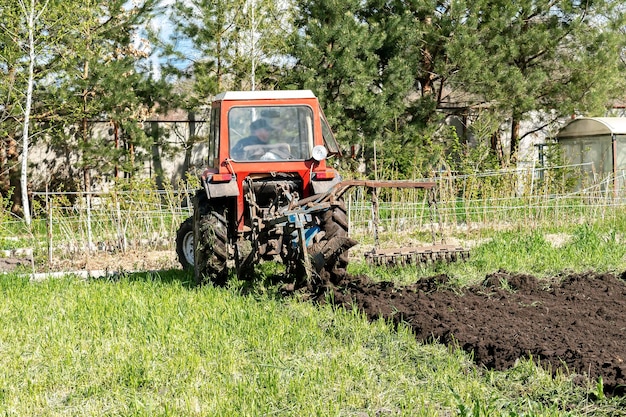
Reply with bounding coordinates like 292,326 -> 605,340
296,179 -> 469,267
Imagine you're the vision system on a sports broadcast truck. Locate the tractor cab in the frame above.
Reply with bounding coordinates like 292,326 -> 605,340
206,90 -> 340,169
201,90 -> 343,233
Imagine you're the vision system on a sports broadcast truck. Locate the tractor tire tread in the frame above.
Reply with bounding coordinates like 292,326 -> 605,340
195,208 -> 230,285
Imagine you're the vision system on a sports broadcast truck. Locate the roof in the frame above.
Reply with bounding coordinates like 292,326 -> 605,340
557,117 -> 626,139
213,90 -> 316,101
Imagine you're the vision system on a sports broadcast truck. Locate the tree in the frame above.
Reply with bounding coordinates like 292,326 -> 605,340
1,0 -> 66,219
163,0 -> 294,108
156,0 -> 294,181
17,0 -> 53,226
447,0 -> 626,159
0,0 -> 25,214
285,0 -> 384,153
285,0 -> 465,177
1,0 -> 161,213
42,0 -> 160,191
287,0 -> 626,172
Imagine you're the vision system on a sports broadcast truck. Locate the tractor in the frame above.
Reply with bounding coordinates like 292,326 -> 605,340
176,90 -> 467,286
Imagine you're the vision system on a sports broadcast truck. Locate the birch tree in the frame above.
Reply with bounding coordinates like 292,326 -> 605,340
0,0 -> 53,222
164,0 -> 293,107
17,0 -> 50,225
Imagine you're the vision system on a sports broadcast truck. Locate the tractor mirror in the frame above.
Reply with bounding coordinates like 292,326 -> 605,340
312,145 -> 328,162
260,109 -> 280,118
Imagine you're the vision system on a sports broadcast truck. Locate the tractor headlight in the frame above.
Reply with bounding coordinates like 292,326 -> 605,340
312,145 -> 328,162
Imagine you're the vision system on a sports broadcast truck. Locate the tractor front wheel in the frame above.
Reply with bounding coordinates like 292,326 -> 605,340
175,217 -> 194,270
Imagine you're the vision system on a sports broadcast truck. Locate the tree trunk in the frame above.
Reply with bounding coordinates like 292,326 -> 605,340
510,116 -> 520,162
0,137 -> 9,196
490,131 -> 504,166
82,117 -> 91,192
82,56 -> 91,193
419,16 -> 434,97
182,112 -> 196,176
150,121 -> 164,189
20,0 -> 37,226
5,135 -> 23,215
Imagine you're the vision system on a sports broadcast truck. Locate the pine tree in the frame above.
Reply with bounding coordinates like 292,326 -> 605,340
285,0 -> 388,170
42,0 -> 160,191
286,0 -> 463,177
448,0 -> 626,159
162,0 -> 293,109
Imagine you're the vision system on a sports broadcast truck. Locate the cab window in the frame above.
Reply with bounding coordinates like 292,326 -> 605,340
228,106 -> 314,161
208,106 -> 220,168
320,108 -> 341,155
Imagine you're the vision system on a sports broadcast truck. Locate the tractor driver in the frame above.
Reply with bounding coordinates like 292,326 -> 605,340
231,119 -> 274,160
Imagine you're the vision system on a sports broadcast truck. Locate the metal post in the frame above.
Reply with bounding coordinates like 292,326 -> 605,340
47,184 -> 52,265
371,187 -> 380,249
86,191 -> 93,252
612,133 -> 617,198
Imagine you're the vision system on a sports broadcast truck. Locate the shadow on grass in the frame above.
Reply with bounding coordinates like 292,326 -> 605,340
96,268 -> 197,289
96,262 -> 302,301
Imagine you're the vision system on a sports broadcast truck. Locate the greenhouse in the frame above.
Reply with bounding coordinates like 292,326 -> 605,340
556,117 -> 626,193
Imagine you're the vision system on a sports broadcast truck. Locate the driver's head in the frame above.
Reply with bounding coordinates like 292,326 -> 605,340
250,119 -> 273,142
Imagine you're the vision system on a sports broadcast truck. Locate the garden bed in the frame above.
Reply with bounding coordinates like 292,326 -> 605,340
315,270 -> 626,395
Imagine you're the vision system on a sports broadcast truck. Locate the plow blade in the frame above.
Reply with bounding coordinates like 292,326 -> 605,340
310,236 -> 358,273
365,245 -> 469,266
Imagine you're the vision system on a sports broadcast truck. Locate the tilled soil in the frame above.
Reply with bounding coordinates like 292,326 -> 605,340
313,270 -> 626,395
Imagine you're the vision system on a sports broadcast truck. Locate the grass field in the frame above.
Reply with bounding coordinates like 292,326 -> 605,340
1,268 -> 626,416
3,174 -> 626,415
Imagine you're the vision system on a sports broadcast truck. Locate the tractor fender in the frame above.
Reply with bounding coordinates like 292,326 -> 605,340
311,175 -> 341,194
203,178 -> 240,199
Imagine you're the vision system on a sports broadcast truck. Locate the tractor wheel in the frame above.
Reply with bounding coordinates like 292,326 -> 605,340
175,217 -> 194,270
194,208 -> 230,286
320,200 -> 350,280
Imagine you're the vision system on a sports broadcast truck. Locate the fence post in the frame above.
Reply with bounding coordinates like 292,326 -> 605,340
47,184 -> 53,265
86,191 -> 93,252
116,197 -> 127,252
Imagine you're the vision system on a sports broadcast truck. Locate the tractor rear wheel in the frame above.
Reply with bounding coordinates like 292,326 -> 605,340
321,201 -> 350,280
175,216 -> 194,270
194,208 -> 230,285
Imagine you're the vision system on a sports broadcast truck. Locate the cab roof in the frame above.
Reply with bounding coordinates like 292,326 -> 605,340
213,90 -> 316,102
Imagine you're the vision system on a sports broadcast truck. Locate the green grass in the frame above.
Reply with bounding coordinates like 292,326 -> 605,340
350,217 -> 626,287
1,272 -> 625,416
3,185 -> 626,415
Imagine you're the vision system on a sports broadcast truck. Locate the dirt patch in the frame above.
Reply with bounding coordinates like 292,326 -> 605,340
0,250 -> 179,274
313,270 -> 626,395
50,250 -> 179,272
0,256 -> 32,273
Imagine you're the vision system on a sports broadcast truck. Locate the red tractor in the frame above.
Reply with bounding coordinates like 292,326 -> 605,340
176,90 -> 468,285
176,90 -> 354,285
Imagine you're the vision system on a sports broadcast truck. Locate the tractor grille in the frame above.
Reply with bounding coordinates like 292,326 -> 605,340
245,176 -> 304,209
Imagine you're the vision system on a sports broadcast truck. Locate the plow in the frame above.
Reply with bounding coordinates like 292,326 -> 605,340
175,90 -> 468,285
288,179 -> 469,275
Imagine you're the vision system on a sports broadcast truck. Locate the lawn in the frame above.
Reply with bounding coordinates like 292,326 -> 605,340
1,270 -> 624,416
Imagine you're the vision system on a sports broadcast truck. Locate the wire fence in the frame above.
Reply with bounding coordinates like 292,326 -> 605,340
2,163 -> 626,265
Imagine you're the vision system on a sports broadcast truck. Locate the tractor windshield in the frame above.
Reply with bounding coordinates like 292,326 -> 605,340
228,106 -> 314,161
